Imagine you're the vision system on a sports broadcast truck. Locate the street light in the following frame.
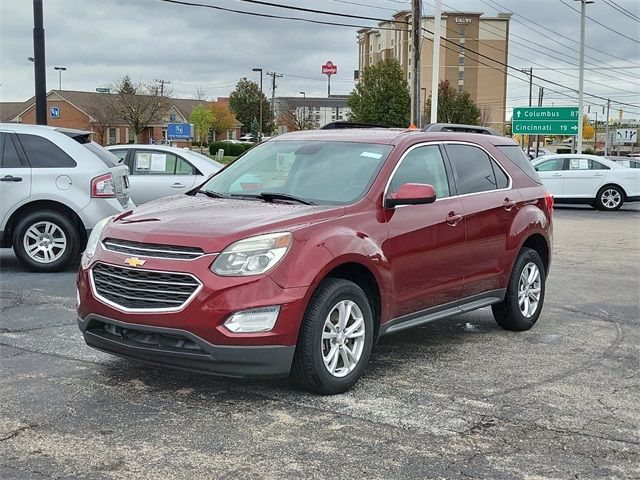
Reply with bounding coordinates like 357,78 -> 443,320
299,91 -> 306,130
53,66 -> 66,91
27,57 -> 35,62
252,67 -> 263,141
574,0 -> 594,154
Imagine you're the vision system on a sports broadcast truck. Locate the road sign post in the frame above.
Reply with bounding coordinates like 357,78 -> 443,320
512,106 -> 579,136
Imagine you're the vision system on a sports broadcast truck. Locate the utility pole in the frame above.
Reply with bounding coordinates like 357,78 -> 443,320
252,68 -> 263,140
410,0 -> 421,127
154,78 -> 171,96
33,0 -> 47,125
575,0 -> 592,154
522,67 -> 533,153
535,86 -> 544,158
266,71 -> 283,121
605,98 -> 611,155
430,0 -> 442,125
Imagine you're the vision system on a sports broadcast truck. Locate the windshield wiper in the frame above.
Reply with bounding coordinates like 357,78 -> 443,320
197,189 -> 225,198
256,192 -> 315,205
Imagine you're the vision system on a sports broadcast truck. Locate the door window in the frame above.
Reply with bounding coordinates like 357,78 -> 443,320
536,158 -> 564,171
568,158 -> 610,170
446,144 -> 505,195
17,134 -> 76,168
389,145 -> 450,198
109,149 -> 128,163
0,133 -> 23,168
132,150 -> 182,175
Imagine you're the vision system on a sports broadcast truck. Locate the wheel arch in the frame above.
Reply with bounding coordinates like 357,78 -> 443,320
520,233 -> 550,277
2,200 -> 86,248
597,183 -> 628,200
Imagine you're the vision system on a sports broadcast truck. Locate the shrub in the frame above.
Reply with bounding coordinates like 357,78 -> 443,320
229,143 -> 245,156
209,142 -> 232,156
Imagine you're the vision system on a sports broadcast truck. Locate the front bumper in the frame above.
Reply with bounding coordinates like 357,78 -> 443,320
78,314 -> 296,378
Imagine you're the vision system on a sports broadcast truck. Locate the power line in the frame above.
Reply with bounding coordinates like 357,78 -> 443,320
558,0 -> 640,44
602,0 -> 640,22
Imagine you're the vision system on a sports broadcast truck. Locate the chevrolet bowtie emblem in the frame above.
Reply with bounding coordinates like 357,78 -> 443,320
124,257 -> 146,267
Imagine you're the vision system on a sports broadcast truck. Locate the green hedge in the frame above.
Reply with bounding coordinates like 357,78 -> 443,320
209,142 -> 257,157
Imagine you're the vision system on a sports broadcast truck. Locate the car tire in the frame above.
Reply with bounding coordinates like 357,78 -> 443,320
492,247 -> 546,332
12,210 -> 80,272
595,185 -> 624,211
292,278 -> 374,395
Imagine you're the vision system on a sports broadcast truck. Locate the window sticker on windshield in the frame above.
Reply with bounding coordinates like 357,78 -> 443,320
150,153 -> 167,172
136,153 -> 151,170
360,151 -> 382,159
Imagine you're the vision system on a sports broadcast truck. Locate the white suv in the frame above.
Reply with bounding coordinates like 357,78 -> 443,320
0,124 -> 132,272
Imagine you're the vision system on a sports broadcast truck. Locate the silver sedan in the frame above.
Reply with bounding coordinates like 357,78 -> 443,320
107,145 -> 223,204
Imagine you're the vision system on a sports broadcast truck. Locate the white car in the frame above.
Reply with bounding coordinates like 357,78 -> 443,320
0,124 -> 131,271
106,145 -> 223,204
532,154 -> 640,211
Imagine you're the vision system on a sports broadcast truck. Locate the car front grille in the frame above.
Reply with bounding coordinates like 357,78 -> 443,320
87,320 -> 207,355
91,262 -> 201,311
102,238 -> 204,260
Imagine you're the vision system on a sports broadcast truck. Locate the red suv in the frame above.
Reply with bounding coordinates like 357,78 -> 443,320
77,130 -> 552,394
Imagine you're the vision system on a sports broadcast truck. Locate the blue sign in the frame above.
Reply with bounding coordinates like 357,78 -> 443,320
50,106 -> 60,118
167,123 -> 191,140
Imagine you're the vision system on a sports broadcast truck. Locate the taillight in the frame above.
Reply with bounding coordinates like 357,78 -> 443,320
91,173 -> 116,198
545,191 -> 554,212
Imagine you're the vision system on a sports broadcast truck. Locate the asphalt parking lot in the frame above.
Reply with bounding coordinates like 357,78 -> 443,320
1,205 -> 639,480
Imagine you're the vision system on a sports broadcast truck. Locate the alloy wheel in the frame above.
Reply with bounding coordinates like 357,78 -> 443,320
518,262 -> 541,318
321,300 -> 366,378
601,189 -> 622,209
22,221 -> 67,264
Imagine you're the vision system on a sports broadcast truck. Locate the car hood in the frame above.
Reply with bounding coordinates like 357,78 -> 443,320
103,194 -> 345,252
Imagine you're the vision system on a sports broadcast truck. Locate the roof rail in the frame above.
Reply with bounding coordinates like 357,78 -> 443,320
320,121 -> 385,130
422,123 -> 502,136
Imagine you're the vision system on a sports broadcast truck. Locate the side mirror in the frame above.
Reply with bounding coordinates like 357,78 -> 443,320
385,183 -> 437,208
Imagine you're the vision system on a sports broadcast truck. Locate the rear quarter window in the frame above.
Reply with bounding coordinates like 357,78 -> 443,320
17,133 -> 77,168
84,142 -> 120,167
496,145 -> 542,184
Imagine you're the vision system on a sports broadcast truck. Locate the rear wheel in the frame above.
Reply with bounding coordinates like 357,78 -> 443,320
596,185 -> 624,211
492,247 -> 545,331
12,210 -> 80,272
292,278 -> 374,394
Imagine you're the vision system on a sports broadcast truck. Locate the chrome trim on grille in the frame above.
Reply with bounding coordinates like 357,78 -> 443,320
102,238 -> 205,260
90,262 -> 202,313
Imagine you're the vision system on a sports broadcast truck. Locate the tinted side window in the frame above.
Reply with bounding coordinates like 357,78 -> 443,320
390,145 -> 450,198
132,151 -> 178,175
1,133 -> 23,168
446,144 -> 498,195
492,160 -> 509,188
17,134 -> 76,168
496,145 -> 541,184
536,159 -> 563,171
175,157 -> 195,175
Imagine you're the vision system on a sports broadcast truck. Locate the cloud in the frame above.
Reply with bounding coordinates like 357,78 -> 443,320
1,0 -> 638,117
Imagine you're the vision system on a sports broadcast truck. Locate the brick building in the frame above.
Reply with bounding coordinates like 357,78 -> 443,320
358,11 -> 511,129
0,90 -> 242,146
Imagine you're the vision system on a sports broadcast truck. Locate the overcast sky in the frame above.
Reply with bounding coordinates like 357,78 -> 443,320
0,0 -> 638,119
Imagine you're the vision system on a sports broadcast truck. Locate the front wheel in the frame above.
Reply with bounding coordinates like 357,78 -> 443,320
492,247 -> 546,331
596,185 -> 624,211
292,278 -> 374,394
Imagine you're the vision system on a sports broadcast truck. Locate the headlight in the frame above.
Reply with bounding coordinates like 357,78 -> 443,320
83,216 -> 112,259
211,232 -> 292,276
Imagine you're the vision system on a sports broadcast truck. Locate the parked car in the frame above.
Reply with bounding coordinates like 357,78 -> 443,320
526,147 -> 551,159
77,129 -> 553,394
0,124 -> 131,272
611,158 -> 640,169
106,145 -> 222,205
532,154 -> 640,211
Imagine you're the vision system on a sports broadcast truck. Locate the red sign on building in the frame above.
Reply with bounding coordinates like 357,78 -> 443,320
322,61 -> 337,76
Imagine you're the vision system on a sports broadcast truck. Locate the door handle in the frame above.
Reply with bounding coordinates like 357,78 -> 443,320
503,198 -> 517,211
593,172 -> 604,176
0,175 -> 22,182
446,212 -> 463,226
171,183 -> 186,188
552,173 -> 562,177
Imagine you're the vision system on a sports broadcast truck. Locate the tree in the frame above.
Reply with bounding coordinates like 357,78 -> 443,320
277,103 -> 315,131
347,59 -> 410,127
229,78 -> 273,134
189,104 -> 214,153
425,80 -> 480,125
86,94 -> 119,145
582,115 -> 595,140
250,117 -> 260,141
112,76 -> 170,142
210,102 -> 236,141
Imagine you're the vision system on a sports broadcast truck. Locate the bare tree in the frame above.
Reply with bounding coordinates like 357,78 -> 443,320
112,76 -> 170,143
193,87 -> 207,101
277,103 -> 314,132
479,107 -> 492,127
86,94 -> 119,145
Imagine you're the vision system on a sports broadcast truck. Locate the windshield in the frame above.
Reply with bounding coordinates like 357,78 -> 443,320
199,140 -> 393,205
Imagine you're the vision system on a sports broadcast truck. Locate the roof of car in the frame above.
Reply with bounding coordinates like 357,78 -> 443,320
270,128 -> 518,147
0,123 -> 91,136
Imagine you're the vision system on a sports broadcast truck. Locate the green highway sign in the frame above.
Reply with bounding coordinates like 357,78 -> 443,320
512,106 -> 579,135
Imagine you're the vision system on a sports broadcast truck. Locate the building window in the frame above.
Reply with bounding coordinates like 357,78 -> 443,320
458,84 -> 464,92
459,27 -> 465,37
108,128 -> 117,145
459,44 -> 465,53
458,69 -> 464,80
459,56 -> 465,65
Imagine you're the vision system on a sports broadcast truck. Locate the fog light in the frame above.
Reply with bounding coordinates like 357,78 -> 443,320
223,306 -> 280,333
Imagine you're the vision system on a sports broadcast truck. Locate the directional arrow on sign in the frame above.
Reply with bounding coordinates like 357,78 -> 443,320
517,111 -> 521,118
571,125 -> 578,131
